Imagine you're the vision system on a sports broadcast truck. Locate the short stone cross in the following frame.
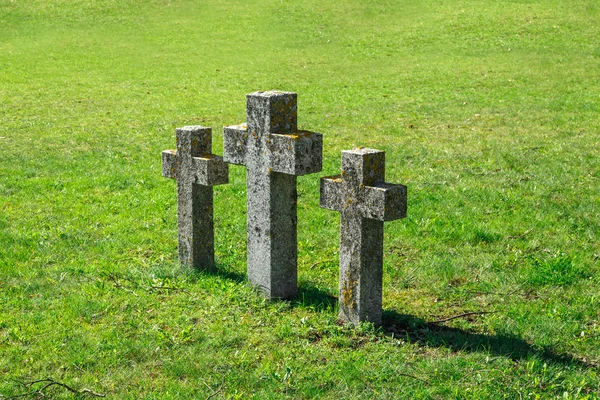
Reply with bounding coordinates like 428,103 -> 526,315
162,126 -> 228,271
320,148 -> 407,326
223,91 -> 323,299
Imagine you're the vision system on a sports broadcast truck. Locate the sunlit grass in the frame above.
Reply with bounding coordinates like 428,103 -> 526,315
1,0 -> 599,397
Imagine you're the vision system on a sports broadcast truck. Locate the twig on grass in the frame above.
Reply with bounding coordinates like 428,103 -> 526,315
397,373 -> 430,384
508,228 -> 533,239
308,258 -> 335,269
104,273 -> 138,296
431,311 -> 496,324
200,378 -> 223,400
100,272 -> 189,295
463,285 -> 523,297
2,378 -> 105,399
205,383 -> 223,400
148,284 -> 189,293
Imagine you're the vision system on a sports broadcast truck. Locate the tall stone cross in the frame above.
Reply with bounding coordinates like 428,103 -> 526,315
223,91 -> 323,299
320,148 -> 407,326
161,126 -> 228,271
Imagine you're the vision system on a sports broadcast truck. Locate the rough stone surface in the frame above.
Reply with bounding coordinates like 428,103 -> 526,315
320,148 -> 407,325
223,91 -> 323,299
162,126 -> 228,271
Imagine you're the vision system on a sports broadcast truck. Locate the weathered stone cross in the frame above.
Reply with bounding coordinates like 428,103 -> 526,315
162,126 -> 228,271
223,91 -> 323,299
320,148 -> 407,326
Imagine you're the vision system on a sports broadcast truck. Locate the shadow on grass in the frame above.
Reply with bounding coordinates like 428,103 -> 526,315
382,311 -> 592,369
207,263 -> 337,311
210,263 -> 246,283
197,264 -> 589,368
293,282 -> 337,312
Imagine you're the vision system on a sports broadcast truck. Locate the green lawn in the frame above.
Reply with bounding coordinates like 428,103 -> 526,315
1,0 -> 599,398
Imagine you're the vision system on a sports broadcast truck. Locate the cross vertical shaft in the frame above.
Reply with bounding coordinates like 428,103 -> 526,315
340,215 -> 384,324
246,93 -> 298,298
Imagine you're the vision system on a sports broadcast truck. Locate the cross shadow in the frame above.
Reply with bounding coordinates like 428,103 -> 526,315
209,263 -> 246,283
382,310 -> 593,369
203,262 -> 338,311
293,282 -> 337,312
194,264 -> 591,369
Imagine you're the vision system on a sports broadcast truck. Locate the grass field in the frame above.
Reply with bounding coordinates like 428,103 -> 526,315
1,0 -> 599,398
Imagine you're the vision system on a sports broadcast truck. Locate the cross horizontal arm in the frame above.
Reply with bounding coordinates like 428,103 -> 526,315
223,124 -> 248,166
269,131 -> 323,176
360,183 -> 407,222
191,155 -> 229,186
320,175 -> 344,211
162,150 -> 177,179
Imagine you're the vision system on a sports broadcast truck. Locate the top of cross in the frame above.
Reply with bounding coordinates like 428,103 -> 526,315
342,148 -> 386,186
246,91 -> 298,135
161,125 -> 228,186
176,125 -> 213,156
223,91 -> 322,176
320,148 -> 406,221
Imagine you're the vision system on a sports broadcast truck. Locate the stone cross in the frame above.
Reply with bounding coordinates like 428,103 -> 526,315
223,91 -> 323,299
162,126 -> 228,271
320,148 -> 407,326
